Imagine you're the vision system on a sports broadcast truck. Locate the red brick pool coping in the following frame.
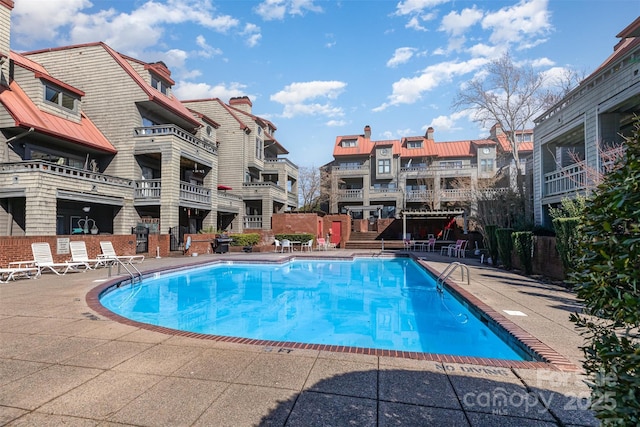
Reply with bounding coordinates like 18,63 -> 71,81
86,255 -> 580,372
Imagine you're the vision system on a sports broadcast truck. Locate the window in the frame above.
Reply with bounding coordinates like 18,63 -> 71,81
150,75 -> 169,95
44,84 -> 77,111
407,140 -> 422,148
378,159 -> 391,174
440,161 -> 462,169
481,159 -> 494,172
342,139 -> 357,148
255,137 -> 263,159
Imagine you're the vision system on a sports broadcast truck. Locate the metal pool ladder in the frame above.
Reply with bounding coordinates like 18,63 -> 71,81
436,262 -> 470,292
109,258 -> 143,285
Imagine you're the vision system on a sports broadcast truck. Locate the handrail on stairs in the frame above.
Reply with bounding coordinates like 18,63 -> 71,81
436,261 -> 469,292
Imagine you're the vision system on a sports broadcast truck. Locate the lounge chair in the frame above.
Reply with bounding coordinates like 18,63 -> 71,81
31,242 -> 88,275
0,263 -> 40,283
69,241 -> 107,269
98,241 -> 145,264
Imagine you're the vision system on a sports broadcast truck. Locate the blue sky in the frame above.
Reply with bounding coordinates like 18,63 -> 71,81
10,0 -> 640,168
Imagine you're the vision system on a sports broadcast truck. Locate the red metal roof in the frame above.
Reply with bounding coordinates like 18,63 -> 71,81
0,80 -> 116,153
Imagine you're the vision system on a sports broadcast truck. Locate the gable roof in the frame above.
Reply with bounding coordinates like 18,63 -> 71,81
0,80 -> 116,153
23,42 -> 200,128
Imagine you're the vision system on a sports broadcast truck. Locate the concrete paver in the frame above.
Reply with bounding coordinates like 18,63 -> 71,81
0,250 -> 600,426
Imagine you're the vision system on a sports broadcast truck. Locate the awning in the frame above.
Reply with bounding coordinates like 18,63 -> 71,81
217,185 -> 232,191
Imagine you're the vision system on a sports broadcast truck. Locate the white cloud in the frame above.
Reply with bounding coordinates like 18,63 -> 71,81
12,0 -> 240,55
439,7 -> 483,36
395,0 -> 450,16
271,81 -> 346,118
195,35 -> 223,58
530,57 -> 555,68
481,0 -> 551,48
424,110 -> 470,134
173,81 -> 252,101
387,47 -> 417,68
326,119 -> 348,127
374,57 -> 489,111
254,0 -> 323,21
241,23 -> 262,47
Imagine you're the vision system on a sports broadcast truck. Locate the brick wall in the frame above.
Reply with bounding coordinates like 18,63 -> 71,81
511,236 -> 565,280
0,234 -> 171,266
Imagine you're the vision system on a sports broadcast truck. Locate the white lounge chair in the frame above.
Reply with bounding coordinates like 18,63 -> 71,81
69,241 -> 107,269
31,243 -> 87,275
98,241 -> 145,264
0,264 -> 40,283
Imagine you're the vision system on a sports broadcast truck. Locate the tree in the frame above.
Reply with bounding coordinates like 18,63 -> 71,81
297,165 -> 322,212
569,118 -> 640,425
453,52 -> 552,193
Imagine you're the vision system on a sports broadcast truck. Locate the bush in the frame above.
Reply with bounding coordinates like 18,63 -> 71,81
570,119 -> 640,424
484,224 -> 499,266
552,217 -> 581,272
495,228 -> 514,269
229,233 -> 260,247
275,233 -> 315,243
512,231 -> 534,275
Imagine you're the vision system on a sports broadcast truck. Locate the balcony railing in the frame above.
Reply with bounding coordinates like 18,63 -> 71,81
134,125 -> 216,154
243,215 -> 263,229
0,161 -> 133,187
336,189 -> 363,199
544,164 -> 586,197
180,181 -> 211,204
134,179 -> 211,205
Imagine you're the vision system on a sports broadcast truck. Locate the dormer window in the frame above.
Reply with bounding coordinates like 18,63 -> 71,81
151,74 -> 170,95
44,84 -> 77,111
407,140 -> 422,149
342,139 -> 357,148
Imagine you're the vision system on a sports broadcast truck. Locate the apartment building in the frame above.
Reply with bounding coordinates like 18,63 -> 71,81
183,97 -> 299,232
0,0 -> 296,242
533,17 -> 640,227
327,125 -> 516,221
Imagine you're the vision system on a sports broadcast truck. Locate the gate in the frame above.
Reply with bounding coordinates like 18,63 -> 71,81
132,225 -> 149,254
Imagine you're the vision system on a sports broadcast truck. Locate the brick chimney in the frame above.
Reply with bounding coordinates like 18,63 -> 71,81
425,127 -> 434,140
364,125 -> 371,139
229,96 -> 253,113
0,1 -> 14,88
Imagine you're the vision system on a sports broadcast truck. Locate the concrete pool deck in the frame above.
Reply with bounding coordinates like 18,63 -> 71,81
0,250 -> 599,426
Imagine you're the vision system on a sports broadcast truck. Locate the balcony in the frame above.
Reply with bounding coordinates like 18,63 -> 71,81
332,164 -> 368,176
336,189 -> 363,200
243,215 -> 263,229
544,164 -> 586,197
134,125 -> 216,154
0,161 -> 133,187
134,179 -> 211,207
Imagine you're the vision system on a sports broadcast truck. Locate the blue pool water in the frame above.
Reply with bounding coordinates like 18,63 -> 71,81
100,257 -> 526,360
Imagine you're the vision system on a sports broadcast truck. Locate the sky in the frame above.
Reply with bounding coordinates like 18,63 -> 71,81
9,0 -> 640,169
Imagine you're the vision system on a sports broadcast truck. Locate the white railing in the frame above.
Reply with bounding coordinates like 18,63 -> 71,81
134,179 -> 162,199
337,189 -> 363,199
179,181 -> 211,204
0,161 -> 133,187
544,164 -> 586,196
134,125 -> 216,154
243,215 -> 263,229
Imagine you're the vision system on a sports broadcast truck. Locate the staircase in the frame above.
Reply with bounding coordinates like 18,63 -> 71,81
344,231 -> 404,250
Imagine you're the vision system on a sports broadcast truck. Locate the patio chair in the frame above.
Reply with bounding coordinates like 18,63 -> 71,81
31,242 -> 88,275
280,239 -> 293,253
274,239 -> 281,252
302,239 -> 314,252
441,239 -> 463,257
425,237 -> 436,252
69,241 -> 107,269
316,237 -> 327,251
453,240 -> 468,258
98,241 -> 145,265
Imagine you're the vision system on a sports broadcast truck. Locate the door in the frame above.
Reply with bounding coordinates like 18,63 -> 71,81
330,221 -> 341,246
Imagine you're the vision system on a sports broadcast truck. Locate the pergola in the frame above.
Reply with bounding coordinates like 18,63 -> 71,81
401,208 -> 467,240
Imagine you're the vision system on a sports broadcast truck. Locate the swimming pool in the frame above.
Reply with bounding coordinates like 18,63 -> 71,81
99,257 -> 530,361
